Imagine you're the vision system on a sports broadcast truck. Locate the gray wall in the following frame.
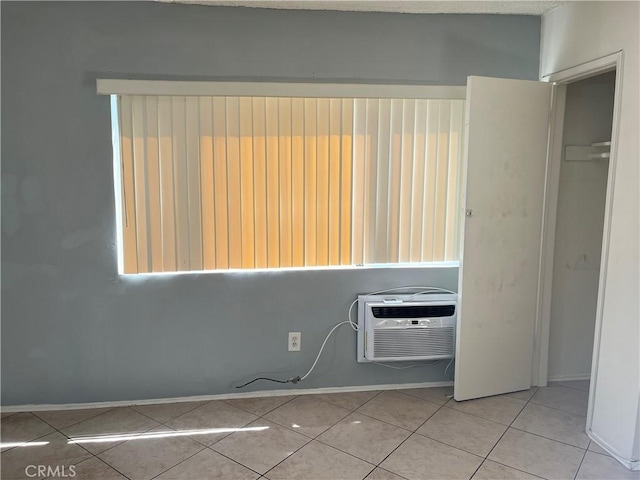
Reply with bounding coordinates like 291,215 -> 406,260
548,72 -> 615,380
1,1 -> 540,406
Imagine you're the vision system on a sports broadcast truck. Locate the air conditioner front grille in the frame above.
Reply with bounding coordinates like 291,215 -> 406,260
372,327 -> 454,358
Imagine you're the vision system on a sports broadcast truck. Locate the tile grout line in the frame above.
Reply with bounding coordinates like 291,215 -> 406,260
4,412 -> 108,471
16,412 -> 134,480
479,384 -> 589,479
256,435 -> 312,478
314,432 -> 405,467
256,390 -> 394,441
351,408 -> 432,434
133,396 -> 276,452
371,392 -> 452,472
144,394 -> 310,477
45,406 -> 120,431
411,429 -> 492,460
32,406 -> 117,431
369,467 -> 412,480
0,427 -> 58,455
352,390 -> 449,432
226,391 -> 364,439
275,438 -> 378,478
444,390 -> 588,444
142,400 -> 265,480
126,398 -> 278,479
132,398 -> 213,423
468,387 -> 539,479
206,411 -> 301,478
528,398 -> 589,417
573,447 -> 589,480
508,425 -> 589,451
584,440 -> 612,459
255,405 -> 352,442
206,444 -> 268,477
57,406 -> 189,476
547,382 -> 590,392
484,459 -> 548,479
439,402 -> 520,427
307,391 -> 463,478
76,454 -> 134,480
34,405 -> 158,457
154,391 -> 381,479
221,393 -> 301,417
33,417 -> 116,476
257,391 -> 388,479
509,386 -> 591,454
265,393 -> 386,475
146,444 -> 216,480
440,406 -> 522,427
74,415 -> 163,459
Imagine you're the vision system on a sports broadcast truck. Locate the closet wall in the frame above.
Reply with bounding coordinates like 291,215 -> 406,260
548,71 -> 615,380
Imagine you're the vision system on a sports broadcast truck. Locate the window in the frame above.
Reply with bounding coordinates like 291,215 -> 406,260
104,81 -> 465,274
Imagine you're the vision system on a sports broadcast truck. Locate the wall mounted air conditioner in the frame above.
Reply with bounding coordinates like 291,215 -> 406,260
356,294 -> 457,363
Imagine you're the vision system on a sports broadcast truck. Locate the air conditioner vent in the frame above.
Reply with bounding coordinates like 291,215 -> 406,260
373,327 -> 455,358
372,304 -> 455,318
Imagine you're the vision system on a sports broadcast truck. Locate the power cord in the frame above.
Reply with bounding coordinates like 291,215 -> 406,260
234,376 -> 299,389
234,286 -> 456,389
233,321 -> 352,388
299,321 -> 352,380
444,357 -> 455,379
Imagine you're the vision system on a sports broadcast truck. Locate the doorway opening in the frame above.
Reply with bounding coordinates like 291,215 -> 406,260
535,52 -> 624,463
547,70 -> 616,386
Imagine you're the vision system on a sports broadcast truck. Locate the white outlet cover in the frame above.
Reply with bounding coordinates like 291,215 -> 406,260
288,332 -> 301,351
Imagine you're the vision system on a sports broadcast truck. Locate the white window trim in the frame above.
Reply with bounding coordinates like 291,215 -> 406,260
97,79 -> 465,100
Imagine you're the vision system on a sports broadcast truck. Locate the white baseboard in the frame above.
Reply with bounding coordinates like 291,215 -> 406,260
0,380 -> 453,413
547,373 -> 591,382
588,430 -> 639,471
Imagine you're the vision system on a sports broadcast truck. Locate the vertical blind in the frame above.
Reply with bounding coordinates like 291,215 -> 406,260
116,95 -> 465,274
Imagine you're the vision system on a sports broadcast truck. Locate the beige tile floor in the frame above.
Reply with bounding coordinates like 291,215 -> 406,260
1,382 -> 638,480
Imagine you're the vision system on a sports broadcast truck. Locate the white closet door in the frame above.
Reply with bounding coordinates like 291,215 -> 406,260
454,76 -> 553,401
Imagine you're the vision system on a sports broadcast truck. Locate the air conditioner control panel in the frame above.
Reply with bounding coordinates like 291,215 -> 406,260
375,318 -> 446,327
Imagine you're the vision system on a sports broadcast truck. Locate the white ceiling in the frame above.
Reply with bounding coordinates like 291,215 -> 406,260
163,0 -> 564,15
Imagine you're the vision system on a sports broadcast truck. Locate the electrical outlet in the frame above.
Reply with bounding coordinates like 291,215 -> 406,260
288,332 -> 301,352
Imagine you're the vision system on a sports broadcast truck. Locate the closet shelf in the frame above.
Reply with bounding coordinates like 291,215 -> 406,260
564,141 -> 611,162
